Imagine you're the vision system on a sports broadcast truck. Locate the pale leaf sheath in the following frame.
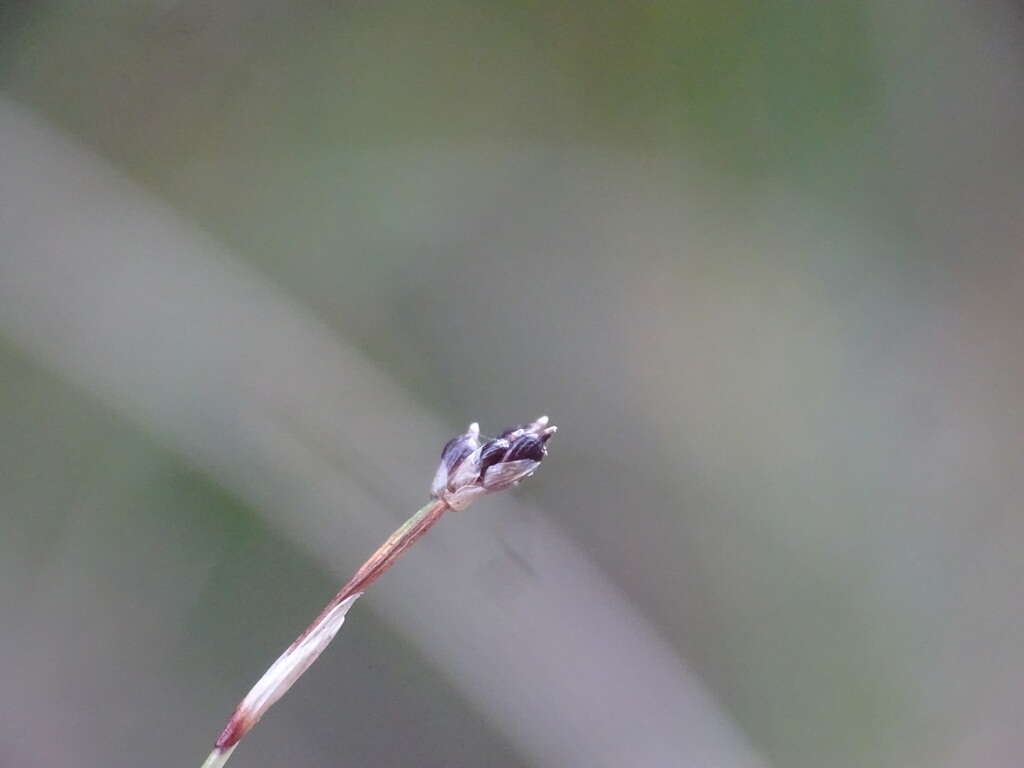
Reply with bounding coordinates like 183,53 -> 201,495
243,594 -> 360,732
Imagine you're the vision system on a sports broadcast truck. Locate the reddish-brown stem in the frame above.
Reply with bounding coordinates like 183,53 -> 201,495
213,498 -> 449,752
288,498 -> 449,651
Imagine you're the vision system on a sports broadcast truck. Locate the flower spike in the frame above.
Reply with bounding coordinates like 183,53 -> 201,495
431,416 -> 557,510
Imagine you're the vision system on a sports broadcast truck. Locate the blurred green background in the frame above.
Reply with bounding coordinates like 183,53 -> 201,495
2,1 -> 1024,767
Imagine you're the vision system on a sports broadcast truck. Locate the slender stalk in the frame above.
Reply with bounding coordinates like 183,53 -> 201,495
202,499 -> 449,767
200,415 -> 555,767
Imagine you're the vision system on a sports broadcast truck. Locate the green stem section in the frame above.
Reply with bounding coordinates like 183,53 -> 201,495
200,745 -> 235,768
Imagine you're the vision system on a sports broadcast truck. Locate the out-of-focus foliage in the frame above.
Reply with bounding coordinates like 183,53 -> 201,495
3,2 -> 1024,767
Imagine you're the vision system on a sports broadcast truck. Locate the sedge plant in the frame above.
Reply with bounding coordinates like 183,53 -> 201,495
201,416 -> 557,768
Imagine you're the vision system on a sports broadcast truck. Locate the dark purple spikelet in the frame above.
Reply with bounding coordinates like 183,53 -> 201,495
504,434 -> 547,462
431,416 -> 557,510
437,429 -> 480,477
477,438 -> 512,476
